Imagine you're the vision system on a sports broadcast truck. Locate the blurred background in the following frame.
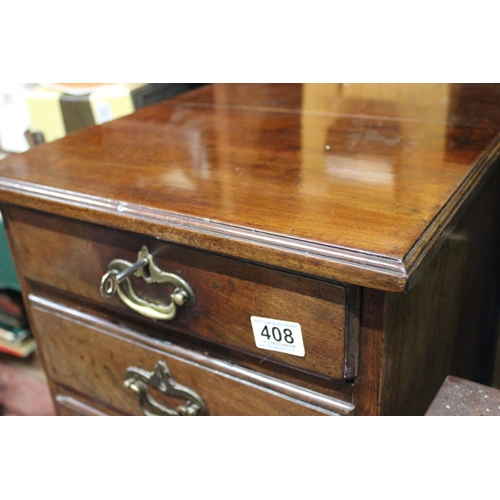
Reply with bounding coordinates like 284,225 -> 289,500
0,83 -> 205,415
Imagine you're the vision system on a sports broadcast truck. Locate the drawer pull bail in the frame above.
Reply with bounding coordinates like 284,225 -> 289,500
124,361 -> 208,416
100,246 -> 195,320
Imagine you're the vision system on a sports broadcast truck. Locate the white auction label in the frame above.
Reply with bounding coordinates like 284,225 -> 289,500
250,316 -> 305,357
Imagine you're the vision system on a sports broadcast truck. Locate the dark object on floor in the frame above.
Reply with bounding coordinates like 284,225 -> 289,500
0,353 -> 55,416
426,375 -> 500,416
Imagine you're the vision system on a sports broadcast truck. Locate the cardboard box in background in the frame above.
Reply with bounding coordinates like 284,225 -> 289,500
1,83 -> 206,290
25,83 -> 206,144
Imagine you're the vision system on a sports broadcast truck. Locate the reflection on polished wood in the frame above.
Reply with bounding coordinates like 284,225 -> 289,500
1,84 -> 500,290
1,84 -> 500,415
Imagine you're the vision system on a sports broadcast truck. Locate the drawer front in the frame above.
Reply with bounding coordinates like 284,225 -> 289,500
7,206 -> 353,380
54,387 -> 125,415
28,295 -> 354,416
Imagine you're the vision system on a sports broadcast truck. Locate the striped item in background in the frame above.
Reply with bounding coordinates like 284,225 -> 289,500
25,83 -> 205,144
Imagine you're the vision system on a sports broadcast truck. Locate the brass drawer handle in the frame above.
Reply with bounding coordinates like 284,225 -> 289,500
124,361 -> 208,416
100,246 -> 195,320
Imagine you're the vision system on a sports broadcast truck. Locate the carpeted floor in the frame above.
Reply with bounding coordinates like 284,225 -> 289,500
0,351 -> 55,416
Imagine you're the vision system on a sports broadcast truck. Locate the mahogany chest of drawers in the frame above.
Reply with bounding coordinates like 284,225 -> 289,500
1,83 -> 500,415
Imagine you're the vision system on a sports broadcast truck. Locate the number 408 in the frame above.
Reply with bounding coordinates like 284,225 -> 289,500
260,325 -> 294,344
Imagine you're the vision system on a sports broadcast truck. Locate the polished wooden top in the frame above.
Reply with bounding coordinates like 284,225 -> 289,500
1,84 -> 500,291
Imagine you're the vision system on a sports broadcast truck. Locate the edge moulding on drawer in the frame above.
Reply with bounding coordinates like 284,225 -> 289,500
3,206 -> 358,383
28,295 -> 355,416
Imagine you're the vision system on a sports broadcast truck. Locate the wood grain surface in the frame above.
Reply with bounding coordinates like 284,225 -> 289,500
2,84 -> 500,416
5,206 -> 350,380
29,295 -> 353,416
2,84 -> 500,290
